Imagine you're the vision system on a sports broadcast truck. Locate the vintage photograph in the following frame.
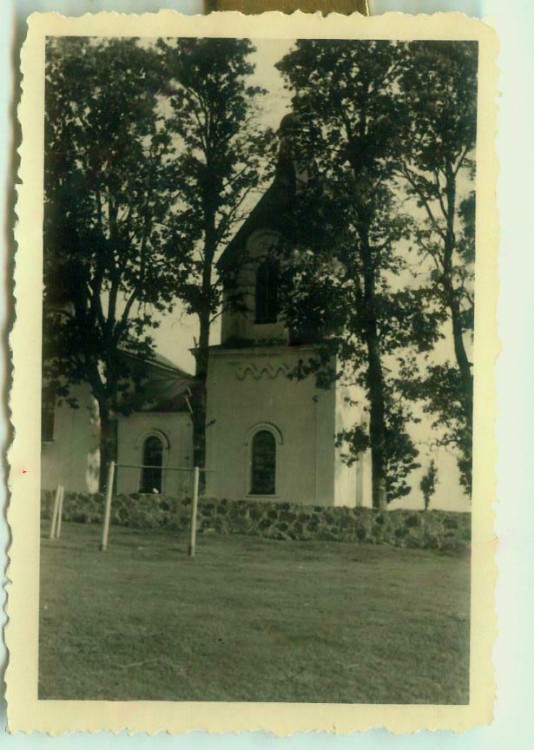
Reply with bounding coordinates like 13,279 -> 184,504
8,10 -> 498,734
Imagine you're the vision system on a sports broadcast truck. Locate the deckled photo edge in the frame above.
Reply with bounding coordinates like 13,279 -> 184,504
7,10 -> 499,735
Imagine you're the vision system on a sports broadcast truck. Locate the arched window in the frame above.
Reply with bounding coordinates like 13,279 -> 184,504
140,435 -> 163,494
255,259 -> 279,324
250,430 -> 276,495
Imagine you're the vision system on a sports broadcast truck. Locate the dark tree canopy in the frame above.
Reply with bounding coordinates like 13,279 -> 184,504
44,37 -> 187,485
397,41 -> 477,491
276,39 -> 477,501
277,40 -> 436,506
157,37 -> 273,471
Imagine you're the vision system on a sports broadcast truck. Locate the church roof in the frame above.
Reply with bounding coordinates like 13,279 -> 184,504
136,368 -> 197,413
217,180 -> 293,271
120,350 -> 198,414
218,117 -> 298,271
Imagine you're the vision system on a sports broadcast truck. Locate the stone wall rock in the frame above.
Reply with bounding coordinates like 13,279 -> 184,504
41,490 -> 470,551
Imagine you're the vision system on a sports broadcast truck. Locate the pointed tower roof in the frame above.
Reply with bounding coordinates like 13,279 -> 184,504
218,113 -> 300,271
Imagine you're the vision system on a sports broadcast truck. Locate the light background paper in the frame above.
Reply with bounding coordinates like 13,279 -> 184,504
1,0 -> 533,745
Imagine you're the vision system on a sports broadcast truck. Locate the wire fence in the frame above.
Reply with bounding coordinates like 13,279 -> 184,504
48,461 -> 215,558
113,462 -> 196,499
101,461 -> 215,557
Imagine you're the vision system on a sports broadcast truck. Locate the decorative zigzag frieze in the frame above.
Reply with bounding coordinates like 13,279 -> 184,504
235,362 -> 290,381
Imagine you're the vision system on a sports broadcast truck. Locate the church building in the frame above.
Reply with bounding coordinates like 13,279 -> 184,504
41,115 -> 373,509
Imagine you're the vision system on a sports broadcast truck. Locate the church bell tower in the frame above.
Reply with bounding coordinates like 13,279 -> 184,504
205,116 -> 372,508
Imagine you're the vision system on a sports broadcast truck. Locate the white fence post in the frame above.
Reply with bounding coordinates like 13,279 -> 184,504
56,485 -> 64,538
188,467 -> 200,558
49,484 -> 62,539
100,461 -> 115,552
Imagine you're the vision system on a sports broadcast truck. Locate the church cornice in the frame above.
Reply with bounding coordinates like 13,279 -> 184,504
235,362 -> 291,381
209,342 -> 325,358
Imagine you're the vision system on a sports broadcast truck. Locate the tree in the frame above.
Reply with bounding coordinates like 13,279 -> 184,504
277,40 -> 436,507
157,38 -> 272,473
44,37 -> 184,488
420,459 -> 438,511
397,41 -> 477,491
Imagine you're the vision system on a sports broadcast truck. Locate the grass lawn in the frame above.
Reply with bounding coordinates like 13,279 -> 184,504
39,522 -> 470,703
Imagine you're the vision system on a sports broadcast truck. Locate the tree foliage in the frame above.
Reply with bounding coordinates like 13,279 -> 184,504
397,41 -> 477,491
43,35 -> 477,504
276,39 -> 477,501
277,40 -> 436,506
44,36 -> 272,484
44,37 -> 184,486
420,459 -> 438,511
157,37 -> 273,470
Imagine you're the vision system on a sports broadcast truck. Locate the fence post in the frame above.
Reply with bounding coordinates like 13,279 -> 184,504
188,466 -> 200,558
100,461 -> 115,552
56,485 -> 65,539
49,484 -> 62,540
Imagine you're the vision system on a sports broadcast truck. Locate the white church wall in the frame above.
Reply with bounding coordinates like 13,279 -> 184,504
41,384 -> 194,497
206,345 -> 346,506
41,383 -> 100,493
360,450 -> 374,509
312,381 -> 337,505
116,412 -> 193,497
334,380 -> 373,508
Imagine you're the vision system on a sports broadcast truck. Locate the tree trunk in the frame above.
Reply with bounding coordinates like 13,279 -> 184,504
360,234 -> 388,511
191,199 -> 217,490
448,290 -> 473,429
364,320 -> 388,510
443,163 -> 473,431
191,383 -> 207,472
98,401 -> 118,493
192,306 -> 209,477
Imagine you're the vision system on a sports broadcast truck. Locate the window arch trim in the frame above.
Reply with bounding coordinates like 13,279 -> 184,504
134,429 -> 171,451
244,422 -> 283,447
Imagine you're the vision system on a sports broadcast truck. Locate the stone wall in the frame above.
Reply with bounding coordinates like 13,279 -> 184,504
41,491 -> 471,552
